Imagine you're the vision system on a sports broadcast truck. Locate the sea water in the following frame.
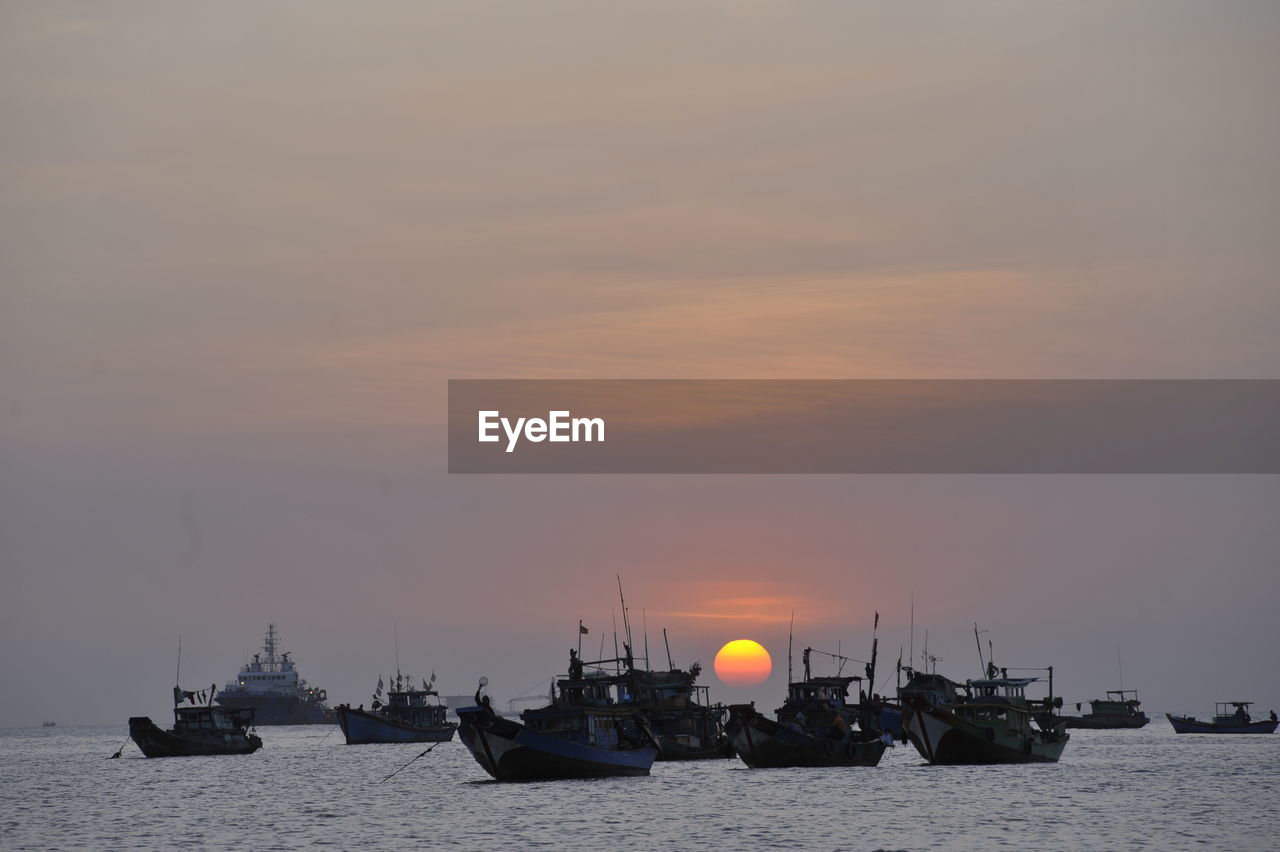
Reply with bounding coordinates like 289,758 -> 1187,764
1,723 -> 1276,850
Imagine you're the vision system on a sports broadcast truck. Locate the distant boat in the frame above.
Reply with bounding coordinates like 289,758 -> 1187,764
336,671 -> 456,744
41,721 -> 56,728
1061,690 -> 1150,729
726,618 -> 888,769
899,646 -> 1070,765
129,686 -> 263,758
456,673 -> 659,781
1167,702 -> 1278,734
215,624 -> 333,725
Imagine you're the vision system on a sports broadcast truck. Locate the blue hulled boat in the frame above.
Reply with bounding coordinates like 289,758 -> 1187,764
1167,702 -> 1278,734
336,672 -> 455,745
456,674 -> 658,781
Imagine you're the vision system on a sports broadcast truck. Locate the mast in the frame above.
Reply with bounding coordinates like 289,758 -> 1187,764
175,634 -> 182,687
787,611 -> 795,684
974,622 -> 988,677
663,628 -> 674,670
908,589 -> 914,674
642,609 -> 650,671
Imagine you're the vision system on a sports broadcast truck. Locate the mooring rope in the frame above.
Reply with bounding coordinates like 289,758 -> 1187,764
108,735 -> 131,759
378,742 -> 440,784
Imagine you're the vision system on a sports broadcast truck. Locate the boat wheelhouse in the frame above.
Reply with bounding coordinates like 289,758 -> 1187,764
128,695 -> 263,758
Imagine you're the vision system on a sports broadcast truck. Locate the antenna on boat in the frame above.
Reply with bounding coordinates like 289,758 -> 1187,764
394,622 -> 402,686
175,634 -> 183,687
616,575 -> 634,667
1118,646 -> 1124,691
787,611 -> 795,684
611,608 -> 620,674
908,589 -> 914,676
663,628 -> 674,670
974,623 -> 989,677
642,609 -> 650,671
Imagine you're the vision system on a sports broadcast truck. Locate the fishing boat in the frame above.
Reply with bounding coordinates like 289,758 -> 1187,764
900,662 -> 1069,764
41,721 -> 56,728
726,617 -> 888,769
624,662 -> 732,760
1061,690 -> 1150,729
128,686 -> 263,758
336,671 -> 456,744
1167,702 -> 1278,734
215,624 -> 333,725
456,672 -> 659,781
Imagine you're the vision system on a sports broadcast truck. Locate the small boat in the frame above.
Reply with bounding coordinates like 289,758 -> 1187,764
456,676 -> 658,781
129,686 -> 263,758
336,671 -> 456,744
41,721 -> 56,728
1061,690 -> 1149,729
1167,702 -> 1278,734
900,656 -> 1069,765
726,619 -> 888,769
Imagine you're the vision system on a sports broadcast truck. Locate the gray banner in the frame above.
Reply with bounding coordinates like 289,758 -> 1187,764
448,380 -> 1280,473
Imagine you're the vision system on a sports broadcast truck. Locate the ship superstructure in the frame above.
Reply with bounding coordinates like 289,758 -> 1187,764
215,624 -> 333,725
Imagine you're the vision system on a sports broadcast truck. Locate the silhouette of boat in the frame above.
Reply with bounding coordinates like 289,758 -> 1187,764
726,617 -> 888,768
900,662 -> 1069,764
1167,702 -> 1278,734
1061,690 -> 1149,729
336,671 -> 456,744
41,721 -> 56,728
215,624 -> 333,725
456,674 -> 659,781
129,686 -> 263,758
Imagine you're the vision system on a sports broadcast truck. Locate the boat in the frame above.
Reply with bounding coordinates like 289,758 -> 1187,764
41,721 -> 56,728
128,686 -> 263,758
1167,702 -> 1278,734
336,670 -> 456,744
726,618 -> 888,769
1061,690 -> 1150,729
623,662 -> 732,760
900,661 -> 1069,764
215,624 -> 334,725
456,673 -> 659,781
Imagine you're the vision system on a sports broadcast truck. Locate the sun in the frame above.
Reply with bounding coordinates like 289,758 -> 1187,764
714,639 -> 772,687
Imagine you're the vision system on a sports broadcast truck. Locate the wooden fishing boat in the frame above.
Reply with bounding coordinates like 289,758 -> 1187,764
336,672 -> 455,744
1167,702 -> 1278,734
1062,690 -> 1149,729
727,618 -> 888,769
129,688 -> 262,758
901,672 -> 1068,764
455,677 -> 658,781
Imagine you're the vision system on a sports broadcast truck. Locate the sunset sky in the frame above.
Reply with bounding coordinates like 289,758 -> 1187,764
2,1 -> 1278,725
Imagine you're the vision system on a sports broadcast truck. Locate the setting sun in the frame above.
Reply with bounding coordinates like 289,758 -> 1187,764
713,639 -> 772,687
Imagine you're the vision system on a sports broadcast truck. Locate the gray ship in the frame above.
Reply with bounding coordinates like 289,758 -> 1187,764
215,624 -> 334,725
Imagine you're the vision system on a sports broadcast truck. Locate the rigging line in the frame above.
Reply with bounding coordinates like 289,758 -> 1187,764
108,734 -> 132,759
378,742 -> 441,784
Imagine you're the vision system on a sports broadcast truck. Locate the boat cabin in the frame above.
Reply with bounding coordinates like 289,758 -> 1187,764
787,675 -> 857,705
1212,702 -> 1255,724
1087,690 -> 1143,716
173,704 -> 255,732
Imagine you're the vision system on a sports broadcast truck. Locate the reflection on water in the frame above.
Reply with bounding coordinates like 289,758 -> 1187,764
2,723 -> 1276,850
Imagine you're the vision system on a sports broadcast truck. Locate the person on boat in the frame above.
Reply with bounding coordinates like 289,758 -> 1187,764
569,649 -> 584,680
1270,710 -> 1277,722
829,714 -> 849,740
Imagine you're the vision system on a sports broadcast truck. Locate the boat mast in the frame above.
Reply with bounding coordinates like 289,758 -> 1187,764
642,609 -> 650,671
787,611 -> 795,684
974,623 -> 989,677
663,628 -> 674,670
175,634 -> 182,687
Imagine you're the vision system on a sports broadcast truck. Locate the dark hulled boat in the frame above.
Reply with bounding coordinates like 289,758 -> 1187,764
336,672 -> 456,744
627,664 -> 732,760
1167,702 -> 1278,734
129,687 -> 263,758
900,664 -> 1069,765
456,674 -> 658,781
1061,690 -> 1149,729
727,625 -> 888,769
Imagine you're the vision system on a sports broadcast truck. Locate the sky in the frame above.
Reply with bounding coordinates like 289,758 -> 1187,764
2,1 -> 1278,726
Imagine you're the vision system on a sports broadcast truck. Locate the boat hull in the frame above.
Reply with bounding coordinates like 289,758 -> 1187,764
336,706 -> 457,744
128,716 -> 263,758
455,707 -> 656,781
214,692 -> 333,726
902,706 -> 1068,764
652,736 -> 734,761
725,706 -> 886,768
1166,714 -> 1278,734
1061,715 -> 1149,729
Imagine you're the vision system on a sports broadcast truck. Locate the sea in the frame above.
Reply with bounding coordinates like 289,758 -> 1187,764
1,723 -> 1276,850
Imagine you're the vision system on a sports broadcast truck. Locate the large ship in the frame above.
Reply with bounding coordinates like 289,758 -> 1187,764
215,624 -> 334,725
